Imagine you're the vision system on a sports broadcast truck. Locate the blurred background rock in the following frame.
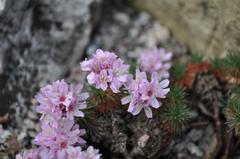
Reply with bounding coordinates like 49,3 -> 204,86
130,0 -> 240,58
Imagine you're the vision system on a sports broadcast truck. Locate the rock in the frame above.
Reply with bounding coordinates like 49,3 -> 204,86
0,0 -> 5,13
0,0 -> 102,151
137,134 -> 150,148
130,0 -> 240,58
188,129 -> 203,142
187,142 -> 203,157
189,110 -> 199,120
86,9 -> 177,59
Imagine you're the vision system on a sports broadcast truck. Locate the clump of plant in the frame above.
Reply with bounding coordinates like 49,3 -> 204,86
224,85 -> 240,136
162,85 -> 189,133
211,52 -> 240,83
17,48 -> 191,158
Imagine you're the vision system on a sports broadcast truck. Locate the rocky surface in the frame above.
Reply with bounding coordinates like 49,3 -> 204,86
0,0 -> 102,157
130,0 -> 240,58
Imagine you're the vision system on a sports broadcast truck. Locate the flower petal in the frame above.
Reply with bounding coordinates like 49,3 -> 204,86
163,52 -> 173,61
80,60 -> 91,71
151,72 -> 158,83
121,95 -> 131,105
127,100 -> 136,112
132,105 -> 143,116
77,103 -> 87,109
144,107 -> 153,118
159,79 -> 169,88
150,97 -> 160,108
110,80 -> 121,93
158,88 -> 170,98
87,72 -> 96,84
100,82 -> 108,91
74,110 -> 84,117
74,83 -> 83,94
79,93 -> 89,101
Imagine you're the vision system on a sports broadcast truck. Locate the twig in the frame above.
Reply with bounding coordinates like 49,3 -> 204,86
197,101 -> 222,159
189,121 -> 209,128
221,131 -> 233,159
198,103 -> 214,119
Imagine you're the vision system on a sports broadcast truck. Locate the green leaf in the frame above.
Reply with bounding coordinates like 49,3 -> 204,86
171,63 -> 185,80
162,104 -> 190,132
162,85 -> 190,132
225,52 -> 240,70
224,95 -> 240,136
129,60 -> 137,76
168,85 -> 186,105
191,53 -> 204,64
211,57 -> 226,70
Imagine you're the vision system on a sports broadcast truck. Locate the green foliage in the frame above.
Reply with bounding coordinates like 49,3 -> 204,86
224,96 -> 240,136
129,60 -> 137,76
211,52 -> 240,77
171,63 -> 185,80
233,85 -> 240,96
225,52 -> 240,71
162,104 -> 189,133
191,53 -> 204,64
162,85 -> 190,132
224,84 -> 240,136
88,85 -> 104,106
168,85 -> 186,104
211,57 -> 225,71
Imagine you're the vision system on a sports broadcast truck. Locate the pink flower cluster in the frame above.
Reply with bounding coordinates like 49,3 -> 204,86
81,49 -> 130,93
16,80 -> 101,159
17,48 -> 172,158
16,146 -> 101,159
35,80 -> 88,120
80,48 -> 171,118
138,48 -> 172,79
121,70 -> 170,118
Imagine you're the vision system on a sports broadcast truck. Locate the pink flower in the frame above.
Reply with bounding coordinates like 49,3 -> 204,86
121,70 -> 170,118
16,148 -> 40,159
81,49 -> 117,72
35,79 -> 89,120
66,146 -> 83,159
138,48 -> 172,79
88,70 -> 112,91
109,59 -> 130,93
37,147 -> 56,159
79,146 -> 102,159
17,79 -> 103,159
34,119 -> 86,151
81,49 -> 130,93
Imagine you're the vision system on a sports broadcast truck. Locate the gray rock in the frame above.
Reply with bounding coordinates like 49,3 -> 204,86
187,142 -> 203,157
0,0 -> 102,151
188,129 -> 203,142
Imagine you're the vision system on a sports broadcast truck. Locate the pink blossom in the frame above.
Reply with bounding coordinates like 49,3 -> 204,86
16,148 -> 40,159
138,48 -> 172,79
34,119 -> 86,151
80,49 -> 130,93
121,70 -> 170,118
79,146 -> 102,159
37,147 -> 56,159
35,79 -> 89,120
66,146 -> 83,159
16,79 -> 102,159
